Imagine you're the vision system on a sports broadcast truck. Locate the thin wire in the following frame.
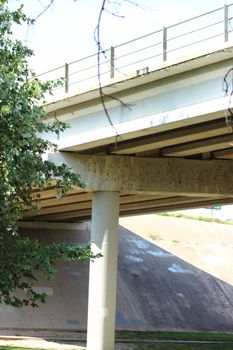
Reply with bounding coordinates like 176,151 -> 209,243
95,0 -> 130,145
223,68 -> 233,133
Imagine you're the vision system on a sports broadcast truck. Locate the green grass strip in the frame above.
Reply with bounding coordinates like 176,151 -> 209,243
158,212 -> 233,225
1,345 -> 233,350
0,347 -> 45,350
116,330 -> 233,341
132,344 -> 233,350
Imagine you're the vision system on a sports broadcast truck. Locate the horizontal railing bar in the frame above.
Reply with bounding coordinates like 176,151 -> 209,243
167,6 -> 223,29
36,2 -> 233,95
36,65 -> 64,77
113,7 -> 223,50
115,41 -> 162,62
168,20 -> 222,42
117,53 -> 162,71
167,32 -> 223,54
115,29 -> 162,49
68,50 -> 109,66
69,70 -> 110,83
68,71 -> 110,86
69,60 -> 110,76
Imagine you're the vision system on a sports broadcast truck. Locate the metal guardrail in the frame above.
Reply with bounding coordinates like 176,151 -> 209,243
37,3 -> 233,96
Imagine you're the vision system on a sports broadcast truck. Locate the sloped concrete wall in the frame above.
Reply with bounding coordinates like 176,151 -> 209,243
1,215 -> 233,333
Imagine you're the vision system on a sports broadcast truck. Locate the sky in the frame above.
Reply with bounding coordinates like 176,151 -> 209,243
10,0 -> 233,73
9,0 -> 233,220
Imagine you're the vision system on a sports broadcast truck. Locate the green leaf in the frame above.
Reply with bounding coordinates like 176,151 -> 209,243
0,2 -> 98,308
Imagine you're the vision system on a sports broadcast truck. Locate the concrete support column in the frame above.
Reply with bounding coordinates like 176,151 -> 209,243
87,191 -> 120,350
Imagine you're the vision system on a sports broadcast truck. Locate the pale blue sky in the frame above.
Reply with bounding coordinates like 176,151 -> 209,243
10,0 -> 233,72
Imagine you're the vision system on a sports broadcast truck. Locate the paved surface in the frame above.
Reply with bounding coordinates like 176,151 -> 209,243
0,336 -> 134,349
1,214 -> 233,335
0,337 -> 84,349
1,335 -> 233,350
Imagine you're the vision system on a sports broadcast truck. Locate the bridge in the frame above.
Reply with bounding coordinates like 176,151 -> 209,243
21,3 -> 233,350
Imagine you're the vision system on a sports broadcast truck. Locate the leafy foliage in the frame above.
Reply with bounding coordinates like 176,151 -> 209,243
0,1 -> 98,307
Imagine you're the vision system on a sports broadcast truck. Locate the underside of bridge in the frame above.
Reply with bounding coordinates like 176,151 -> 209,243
19,42 -> 233,350
22,154 -> 233,222
22,113 -> 233,223
20,148 -> 233,350
21,44 -> 233,223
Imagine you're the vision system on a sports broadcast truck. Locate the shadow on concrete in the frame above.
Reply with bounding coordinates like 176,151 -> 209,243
117,225 -> 233,332
0,221 -> 233,335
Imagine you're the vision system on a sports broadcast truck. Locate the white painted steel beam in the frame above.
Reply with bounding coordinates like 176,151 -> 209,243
52,96 -> 232,152
110,119 -> 228,155
162,134 -> 233,157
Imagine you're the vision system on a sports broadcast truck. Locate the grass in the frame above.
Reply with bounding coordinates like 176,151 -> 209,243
0,348 -> 68,350
158,212 -> 233,225
0,346 -> 232,350
1,346 -> 233,350
116,330 -> 233,341
116,331 -> 233,350
0,348 -> 45,350
0,348 -> 84,350
131,345 -> 233,349
2,332 -> 233,350
150,234 -> 163,241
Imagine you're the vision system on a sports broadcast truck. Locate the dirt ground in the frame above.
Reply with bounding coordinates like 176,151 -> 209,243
0,336 -> 134,350
0,336 -> 83,349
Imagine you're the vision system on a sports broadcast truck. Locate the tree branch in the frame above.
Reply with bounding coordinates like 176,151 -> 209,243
95,0 -> 121,142
223,67 -> 233,132
35,0 -> 55,20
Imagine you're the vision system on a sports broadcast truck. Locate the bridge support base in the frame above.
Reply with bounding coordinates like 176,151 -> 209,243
87,191 -> 119,350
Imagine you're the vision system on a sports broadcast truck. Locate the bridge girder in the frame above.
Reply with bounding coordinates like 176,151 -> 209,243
49,153 -> 233,198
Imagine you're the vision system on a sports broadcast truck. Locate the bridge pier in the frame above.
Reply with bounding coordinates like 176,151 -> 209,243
87,191 -> 120,350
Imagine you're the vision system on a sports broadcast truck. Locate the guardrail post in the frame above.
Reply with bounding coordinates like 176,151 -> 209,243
110,46 -> 115,78
163,27 -> 167,61
65,63 -> 69,93
224,4 -> 229,42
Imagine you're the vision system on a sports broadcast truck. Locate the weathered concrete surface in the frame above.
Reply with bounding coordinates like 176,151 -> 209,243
49,153 -> 233,198
118,215 -> 233,331
1,214 -> 233,334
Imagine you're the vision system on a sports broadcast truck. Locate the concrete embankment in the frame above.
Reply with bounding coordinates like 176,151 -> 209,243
1,214 -> 233,335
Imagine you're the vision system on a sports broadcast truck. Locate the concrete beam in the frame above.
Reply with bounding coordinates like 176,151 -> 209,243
49,153 -> 233,198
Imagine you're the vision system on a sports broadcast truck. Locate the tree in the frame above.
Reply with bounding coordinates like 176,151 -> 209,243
0,0 -> 99,308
